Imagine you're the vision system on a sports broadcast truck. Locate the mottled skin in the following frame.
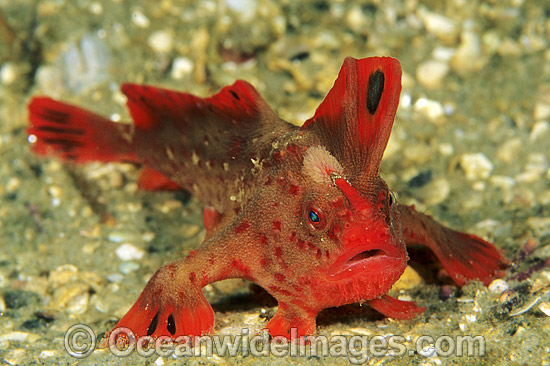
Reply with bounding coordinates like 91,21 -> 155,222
27,57 -> 508,341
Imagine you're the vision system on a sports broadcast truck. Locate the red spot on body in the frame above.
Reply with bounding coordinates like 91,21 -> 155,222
288,231 -> 296,242
297,239 -> 305,249
273,202 -> 279,207
259,233 -> 268,245
274,246 -> 283,257
178,291 -> 185,301
316,249 -> 322,259
188,250 -> 197,258
307,242 -> 316,250
287,144 -> 299,155
235,221 -> 250,234
166,264 -> 177,278
231,258 -> 250,275
189,272 -> 196,282
230,139 -> 242,156
269,285 -> 293,297
260,258 -> 271,267
272,221 -> 281,231
288,184 -> 300,195
274,273 -> 285,282
292,284 -> 303,293
208,255 -> 215,265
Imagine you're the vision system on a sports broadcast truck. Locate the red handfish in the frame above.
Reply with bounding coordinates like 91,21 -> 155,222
27,56 -> 508,341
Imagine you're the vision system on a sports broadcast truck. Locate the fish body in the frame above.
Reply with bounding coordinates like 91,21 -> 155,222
27,57 -> 508,341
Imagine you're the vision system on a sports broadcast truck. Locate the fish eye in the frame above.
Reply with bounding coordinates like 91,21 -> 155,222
305,205 -> 326,230
309,210 -> 320,223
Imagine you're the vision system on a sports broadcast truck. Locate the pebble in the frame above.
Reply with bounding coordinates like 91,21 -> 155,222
226,0 -> 258,22
459,153 -> 493,180
416,60 -> 449,90
51,282 -> 90,315
3,349 -> 27,365
488,279 -> 509,295
131,8 -> 150,28
529,120 -> 549,141
451,27 -> 487,76
538,302 -> 550,317
171,57 -> 194,80
413,97 -> 444,123
39,350 -> 57,359
417,8 -> 458,43
118,261 -> 139,274
0,62 -> 18,85
417,178 -> 451,206
108,230 -> 137,243
496,138 -> 522,164
147,30 -> 174,54
0,332 -> 40,343
106,273 -> 124,283
115,243 -> 145,261
49,264 -> 79,286
392,266 -> 423,290
526,217 -> 550,237
534,103 -> 550,120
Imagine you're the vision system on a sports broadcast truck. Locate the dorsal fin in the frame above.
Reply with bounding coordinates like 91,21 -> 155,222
300,57 -> 402,187
121,80 -> 275,130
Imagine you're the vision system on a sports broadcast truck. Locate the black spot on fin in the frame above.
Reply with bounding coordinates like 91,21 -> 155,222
147,311 -> 159,336
366,70 -> 385,115
167,313 -> 176,335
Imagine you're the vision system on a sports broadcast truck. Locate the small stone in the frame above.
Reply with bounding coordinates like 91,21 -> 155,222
416,60 -> 449,89
226,0 -> 258,22
131,8 -> 150,28
0,332 -> 40,343
392,266 -> 423,290
108,231 -> 136,243
530,120 -> 549,141
451,27 -> 487,76
4,349 -> 27,365
171,57 -> 194,80
488,279 -> 509,295
534,103 -> 550,120
6,177 -> 21,192
148,30 -> 174,54
497,138 -> 522,163
115,243 -> 145,261
39,350 -> 57,359
51,282 -> 90,314
413,97 -> 444,123
106,273 -> 124,283
526,217 -> 550,237
417,8 -> 458,43
538,302 -> 550,316
460,153 -> 493,180
417,178 -> 450,205
0,62 -> 18,85
49,264 -> 79,286
118,261 -> 139,274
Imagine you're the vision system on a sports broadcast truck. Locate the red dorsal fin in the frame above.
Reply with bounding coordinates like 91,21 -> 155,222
301,57 -> 402,185
121,80 -> 275,130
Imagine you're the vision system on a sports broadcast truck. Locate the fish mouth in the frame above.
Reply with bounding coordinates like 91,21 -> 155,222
326,245 -> 404,281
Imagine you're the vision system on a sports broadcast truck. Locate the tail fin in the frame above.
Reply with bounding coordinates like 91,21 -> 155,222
27,97 -> 138,163
398,204 -> 509,286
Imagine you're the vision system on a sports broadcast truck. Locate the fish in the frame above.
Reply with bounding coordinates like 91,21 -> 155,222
27,56 -> 508,342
